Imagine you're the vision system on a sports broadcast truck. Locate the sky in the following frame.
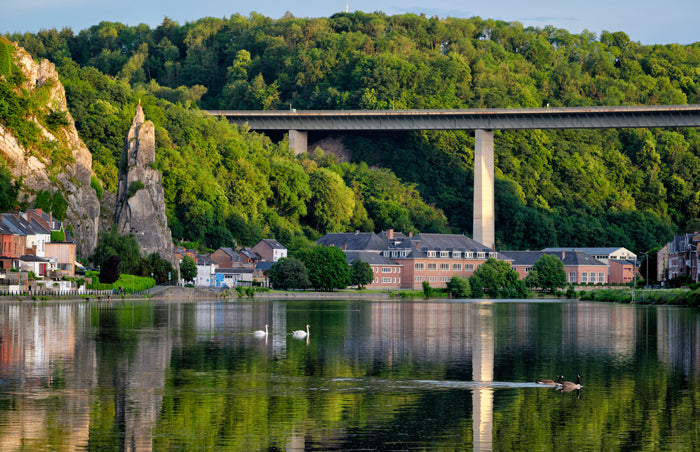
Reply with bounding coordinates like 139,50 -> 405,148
0,0 -> 697,46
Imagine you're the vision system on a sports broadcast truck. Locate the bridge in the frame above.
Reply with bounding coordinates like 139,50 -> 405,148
207,105 -> 700,249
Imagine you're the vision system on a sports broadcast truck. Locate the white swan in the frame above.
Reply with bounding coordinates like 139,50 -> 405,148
292,324 -> 310,339
253,324 -> 268,338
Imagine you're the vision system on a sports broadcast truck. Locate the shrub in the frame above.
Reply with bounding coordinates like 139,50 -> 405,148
128,180 -> 144,197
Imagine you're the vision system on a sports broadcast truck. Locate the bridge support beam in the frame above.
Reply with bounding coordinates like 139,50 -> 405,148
289,130 -> 308,155
474,129 -> 495,250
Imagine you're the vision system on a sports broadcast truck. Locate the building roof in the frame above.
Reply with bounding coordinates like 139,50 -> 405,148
316,232 -> 388,251
195,254 -> 214,265
216,247 -> 242,262
542,247 -> 631,256
407,233 -> 492,251
239,248 -> 261,260
259,239 -> 286,250
19,254 -> 50,262
215,267 -> 254,275
345,251 -> 402,266
544,250 -> 607,266
500,250 -> 545,266
255,261 -> 275,271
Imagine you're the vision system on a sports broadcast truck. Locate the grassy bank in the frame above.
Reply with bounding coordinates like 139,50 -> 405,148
580,288 -> 700,306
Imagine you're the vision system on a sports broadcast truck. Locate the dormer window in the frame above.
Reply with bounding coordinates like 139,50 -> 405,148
452,251 -> 461,258
477,252 -> 486,259
427,251 -> 436,257
440,251 -> 449,258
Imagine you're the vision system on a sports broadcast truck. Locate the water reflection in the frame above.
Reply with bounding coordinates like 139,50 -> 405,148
0,299 -> 698,451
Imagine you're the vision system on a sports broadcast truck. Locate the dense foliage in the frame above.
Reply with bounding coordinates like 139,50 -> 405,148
6,12 -> 700,251
268,257 -> 310,290
525,254 -> 568,293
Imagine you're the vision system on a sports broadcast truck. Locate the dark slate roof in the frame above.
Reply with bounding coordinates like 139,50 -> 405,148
239,248 -> 261,260
500,250 -> 545,266
545,250 -> 607,267
256,261 -> 275,271
345,251 -> 402,266
196,254 -> 214,265
29,219 -> 50,235
218,247 -> 242,262
408,233 -> 492,251
609,259 -> 635,266
376,230 -> 410,244
20,255 -> 50,262
261,239 -> 286,250
1,214 -> 29,235
542,247 -> 626,256
316,232 -> 388,251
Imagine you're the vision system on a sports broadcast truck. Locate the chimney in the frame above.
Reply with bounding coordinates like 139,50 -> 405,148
36,208 -> 42,215
388,229 -> 394,239
342,243 -> 347,250
409,231 -> 413,238
562,251 -> 565,259
355,230 -> 360,235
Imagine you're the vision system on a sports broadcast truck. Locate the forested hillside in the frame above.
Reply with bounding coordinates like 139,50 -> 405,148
6,12 -> 700,252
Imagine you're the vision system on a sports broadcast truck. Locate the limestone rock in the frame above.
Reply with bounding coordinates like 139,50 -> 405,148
0,41 -> 100,257
115,104 -> 179,273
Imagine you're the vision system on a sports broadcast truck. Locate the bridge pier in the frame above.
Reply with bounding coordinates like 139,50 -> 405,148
474,129 -> 495,250
289,130 -> 307,155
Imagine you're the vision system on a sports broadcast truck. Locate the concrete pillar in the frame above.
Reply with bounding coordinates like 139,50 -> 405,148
473,129 -> 495,249
288,130 -> 307,155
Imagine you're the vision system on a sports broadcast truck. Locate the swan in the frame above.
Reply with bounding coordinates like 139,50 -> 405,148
292,324 -> 310,339
536,375 -> 564,386
253,324 -> 268,338
559,374 -> 582,392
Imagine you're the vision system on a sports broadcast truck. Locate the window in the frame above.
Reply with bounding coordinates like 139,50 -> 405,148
428,276 -> 437,282
569,272 -> 576,283
465,252 -> 473,258
453,263 -> 462,271
415,263 -> 424,270
590,273 -> 596,283
582,272 -> 588,283
382,267 -> 392,273
427,251 -> 436,257
465,264 -> 474,271
440,263 -> 450,271
440,276 -> 450,282
427,263 -> 437,271
598,273 -> 605,283
382,277 -> 392,283
477,252 -> 486,259
440,251 -> 449,258
415,276 -> 425,282
452,251 -> 461,258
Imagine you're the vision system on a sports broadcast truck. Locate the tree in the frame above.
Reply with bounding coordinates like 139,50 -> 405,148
0,163 -> 20,211
141,252 -> 175,285
349,259 -> 374,289
269,257 -> 310,290
90,229 -> 142,275
180,255 -> 197,284
525,254 -> 567,293
99,254 -> 121,284
470,258 -> 522,298
422,280 -> 433,297
297,245 -> 350,291
446,275 -> 471,298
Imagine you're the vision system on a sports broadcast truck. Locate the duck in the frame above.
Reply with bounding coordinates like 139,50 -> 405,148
292,324 -> 310,339
253,324 -> 268,338
559,374 -> 582,392
536,375 -> 564,386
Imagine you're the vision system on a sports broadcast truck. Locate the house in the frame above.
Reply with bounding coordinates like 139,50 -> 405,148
18,254 -> 53,277
211,247 -> 243,268
663,232 -> 700,282
502,250 -> 612,285
0,214 -> 27,259
252,239 -> 287,262
345,251 -> 402,290
499,250 -> 545,280
214,267 -> 254,287
238,247 -> 262,264
45,241 -> 77,276
254,261 -> 275,286
386,233 -> 506,290
608,259 -> 636,285
194,254 -> 217,287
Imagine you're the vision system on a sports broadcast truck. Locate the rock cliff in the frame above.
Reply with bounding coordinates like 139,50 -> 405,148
0,40 -> 100,257
114,104 -> 179,273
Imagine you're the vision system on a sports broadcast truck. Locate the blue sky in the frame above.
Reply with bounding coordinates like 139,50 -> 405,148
1,0 -> 697,46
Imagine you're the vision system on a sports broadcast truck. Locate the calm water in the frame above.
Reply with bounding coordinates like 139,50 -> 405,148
0,298 -> 698,451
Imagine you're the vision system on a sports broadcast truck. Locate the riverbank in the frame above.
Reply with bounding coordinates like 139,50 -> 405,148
579,288 -> 700,306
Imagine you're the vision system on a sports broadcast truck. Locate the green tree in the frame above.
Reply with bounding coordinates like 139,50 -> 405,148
0,163 -> 20,211
141,252 -> 175,284
422,280 -> 433,297
180,255 -> 197,284
269,257 -> 310,290
446,275 -> 471,298
90,228 -> 142,275
349,259 -> 374,289
470,258 -> 521,298
298,245 -> 350,291
307,168 -> 355,232
525,254 -> 567,293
